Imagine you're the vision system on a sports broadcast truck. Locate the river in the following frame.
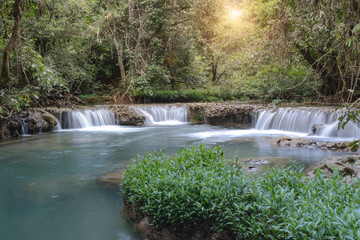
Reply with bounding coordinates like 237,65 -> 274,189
0,118 -> 350,239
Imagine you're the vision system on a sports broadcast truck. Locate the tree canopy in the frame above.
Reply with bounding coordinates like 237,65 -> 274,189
0,0 -> 359,114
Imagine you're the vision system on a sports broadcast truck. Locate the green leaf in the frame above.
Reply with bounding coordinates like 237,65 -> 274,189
352,23 -> 360,34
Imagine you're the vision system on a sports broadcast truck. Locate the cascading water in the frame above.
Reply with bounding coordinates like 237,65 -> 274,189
16,116 -> 29,135
57,108 -> 116,129
254,107 -> 360,138
134,105 -> 188,125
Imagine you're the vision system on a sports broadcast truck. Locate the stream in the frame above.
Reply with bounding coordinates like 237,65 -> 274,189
0,106 -> 354,240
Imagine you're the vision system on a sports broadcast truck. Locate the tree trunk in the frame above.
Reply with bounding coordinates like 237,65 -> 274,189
111,0 -> 126,81
0,0 -> 21,88
113,34 -> 126,81
296,44 -> 343,96
211,57 -> 218,82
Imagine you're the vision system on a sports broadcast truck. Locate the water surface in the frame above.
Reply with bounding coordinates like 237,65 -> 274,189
0,124 -> 349,240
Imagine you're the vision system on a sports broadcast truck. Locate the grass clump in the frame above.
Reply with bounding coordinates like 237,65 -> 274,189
121,145 -> 360,239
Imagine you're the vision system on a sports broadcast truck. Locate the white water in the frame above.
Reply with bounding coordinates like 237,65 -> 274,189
134,105 -> 188,125
255,107 -> 360,139
190,107 -> 359,142
57,108 -> 116,129
54,106 -> 359,139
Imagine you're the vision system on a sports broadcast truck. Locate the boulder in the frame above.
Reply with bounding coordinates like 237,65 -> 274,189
21,109 -> 58,134
0,109 -> 58,141
27,109 -> 58,133
0,117 -> 21,141
310,123 -> 325,135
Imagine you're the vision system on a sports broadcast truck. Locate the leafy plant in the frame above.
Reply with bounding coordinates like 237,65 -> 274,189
0,87 -> 39,118
121,145 -> 360,239
337,104 -> 360,151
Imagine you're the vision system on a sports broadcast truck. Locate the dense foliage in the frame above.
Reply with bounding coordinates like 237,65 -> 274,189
121,145 -> 360,239
1,0 -> 359,115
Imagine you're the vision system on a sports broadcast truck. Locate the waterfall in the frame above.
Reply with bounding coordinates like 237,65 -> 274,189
16,116 -> 29,135
134,105 -> 188,125
57,108 -> 116,129
254,107 -> 360,138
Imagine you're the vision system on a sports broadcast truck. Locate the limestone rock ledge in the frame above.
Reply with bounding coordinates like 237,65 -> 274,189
188,103 -> 265,128
109,105 -> 146,126
0,109 -> 58,141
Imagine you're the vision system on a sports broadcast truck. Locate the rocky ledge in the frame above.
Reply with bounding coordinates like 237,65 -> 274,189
109,105 -> 146,126
0,109 -> 58,141
188,103 -> 265,128
267,136 -> 352,151
311,155 -> 360,182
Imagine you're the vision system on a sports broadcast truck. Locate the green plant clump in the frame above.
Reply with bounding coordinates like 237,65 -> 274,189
121,145 -> 360,239
133,89 -> 238,103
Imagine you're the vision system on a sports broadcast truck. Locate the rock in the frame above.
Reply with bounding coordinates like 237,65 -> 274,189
187,103 -> 265,128
187,103 -> 205,123
0,109 -> 58,141
312,154 -> 360,180
98,171 -> 124,188
109,105 -> 146,126
232,157 -> 291,174
321,162 -> 356,176
0,117 -> 21,141
290,138 -> 315,147
27,109 -> 58,133
310,123 -> 325,135
204,104 -> 257,128
246,159 -> 269,165
42,112 -> 58,129
338,141 -> 351,149
268,136 -> 351,151
270,136 -> 293,145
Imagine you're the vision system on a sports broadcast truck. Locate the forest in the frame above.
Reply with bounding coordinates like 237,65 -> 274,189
2,1 -> 360,239
0,0 -> 360,116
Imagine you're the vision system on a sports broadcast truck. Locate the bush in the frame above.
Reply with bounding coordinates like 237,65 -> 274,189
132,89 -> 236,103
121,145 -> 360,239
236,63 -> 316,101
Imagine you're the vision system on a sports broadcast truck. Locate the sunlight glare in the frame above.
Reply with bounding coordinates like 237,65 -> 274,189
230,9 -> 242,19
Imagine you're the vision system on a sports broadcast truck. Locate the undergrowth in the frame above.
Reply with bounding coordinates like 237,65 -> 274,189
132,89 -> 239,103
121,145 -> 360,239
